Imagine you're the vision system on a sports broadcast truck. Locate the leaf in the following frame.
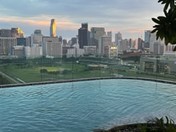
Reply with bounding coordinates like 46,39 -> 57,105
151,29 -> 157,33
152,18 -> 160,24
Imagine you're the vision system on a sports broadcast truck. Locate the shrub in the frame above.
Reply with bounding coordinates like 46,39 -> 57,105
40,69 -> 48,73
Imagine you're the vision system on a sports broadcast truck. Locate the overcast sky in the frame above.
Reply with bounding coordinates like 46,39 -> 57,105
0,0 -> 164,40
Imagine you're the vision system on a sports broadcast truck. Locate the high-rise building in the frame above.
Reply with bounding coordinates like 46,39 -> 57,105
63,39 -> 67,45
109,45 -> 118,58
153,42 -> 164,55
0,37 -> 17,56
17,38 -> 27,46
0,29 -> 11,37
43,42 -> 62,58
71,37 -> 77,46
50,19 -> 57,37
144,30 -> 151,48
42,36 -> 62,58
31,29 -> 43,46
34,29 -> 42,35
59,36 -> 62,43
115,32 -> 122,45
12,46 -> 25,58
90,27 -> 105,47
11,28 -> 24,38
164,44 -> 176,55
0,28 -> 24,38
78,23 -> 89,49
107,31 -> 112,42
137,38 -> 143,50
118,39 -> 129,52
84,46 -> 97,56
149,32 -> 164,54
144,30 -> 151,43
98,35 -> 111,56
25,46 -> 43,59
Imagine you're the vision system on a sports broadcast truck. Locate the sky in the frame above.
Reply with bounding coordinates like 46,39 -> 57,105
0,0 -> 164,40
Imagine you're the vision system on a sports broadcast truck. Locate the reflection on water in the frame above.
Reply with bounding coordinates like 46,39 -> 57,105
0,79 -> 176,132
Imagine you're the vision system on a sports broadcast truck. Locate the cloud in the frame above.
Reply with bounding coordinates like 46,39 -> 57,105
0,0 -> 164,39
0,16 -> 79,29
0,0 -> 163,18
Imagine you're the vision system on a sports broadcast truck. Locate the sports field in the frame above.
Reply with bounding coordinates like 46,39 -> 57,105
0,62 -> 114,84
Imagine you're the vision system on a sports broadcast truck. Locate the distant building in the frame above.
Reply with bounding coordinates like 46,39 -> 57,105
90,27 -> 105,48
107,31 -> 112,42
63,39 -> 67,45
98,35 -> 111,57
31,29 -> 43,46
0,28 -> 24,38
131,39 -> 138,49
164,44 -> 176,55
140,55 -> 176,74
0,29 -> 11,37
149,33 -> 164,54
43,42 -> 62,58
17,38 -> 27,46
0,37 -> 17,56
25,46 -> 43,59
67,48 -> 76,58
78,23 -> 89,49
144,30 -> 151,48
59,36 -> 62,43
71,37 -> 77,46
50,19 -> 57,37
118,39 -> 129,52
11,28 -> 24,38
42,37 -> 62,58
26,36 -> 31,47
42,36 -> 59,44
34,29 -> 42,35
109,46 -> 118,58
62,46 -> 70,57
153,42 -> 164,55
115,32 -> 122,45
12,46 -> 25,58
67,47 -> 84,58
83,46 -> 97,56
137,38 -> 143,50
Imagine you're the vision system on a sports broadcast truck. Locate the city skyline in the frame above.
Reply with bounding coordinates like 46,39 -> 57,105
0,0 -> 163,40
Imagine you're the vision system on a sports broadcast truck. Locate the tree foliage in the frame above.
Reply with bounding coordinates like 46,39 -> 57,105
152,0 -> 176,49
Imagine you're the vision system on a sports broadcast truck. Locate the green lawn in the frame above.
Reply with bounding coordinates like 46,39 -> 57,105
1,61 -> 175,84
0,65 -> 42,82
0,63 -> 113,83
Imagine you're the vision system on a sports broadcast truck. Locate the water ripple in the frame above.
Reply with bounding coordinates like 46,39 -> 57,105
0,79 -> 176,132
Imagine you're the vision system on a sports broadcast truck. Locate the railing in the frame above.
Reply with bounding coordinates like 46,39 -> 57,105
0,55 -> 176,87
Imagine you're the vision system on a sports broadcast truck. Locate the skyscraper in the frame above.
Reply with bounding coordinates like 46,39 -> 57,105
115,32 -> 122,45
78,23 -> 89,49
31,29 -> 43,46
50,19 -> 57,37
107,31 -> 112,42
144,30 -> 151,48
98,35 -> 111,56
90,27 -> 105,47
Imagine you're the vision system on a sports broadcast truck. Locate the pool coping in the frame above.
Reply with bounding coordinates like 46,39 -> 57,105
0,77 -> 176,88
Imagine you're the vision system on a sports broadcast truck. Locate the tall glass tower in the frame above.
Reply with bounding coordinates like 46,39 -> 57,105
50,19 -> 57,37
78,23 -> 89,49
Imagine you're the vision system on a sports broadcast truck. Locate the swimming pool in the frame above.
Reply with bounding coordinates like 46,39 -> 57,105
0,79 -> 176,132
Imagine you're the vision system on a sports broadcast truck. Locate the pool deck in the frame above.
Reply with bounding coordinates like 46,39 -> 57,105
0,77 -> 176,89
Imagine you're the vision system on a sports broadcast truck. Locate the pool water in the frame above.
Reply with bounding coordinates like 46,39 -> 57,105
1,79 -> 176,132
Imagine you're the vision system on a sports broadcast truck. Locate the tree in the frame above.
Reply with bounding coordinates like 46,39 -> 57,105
40,69 -> 48,73
152,0 -> 176,50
